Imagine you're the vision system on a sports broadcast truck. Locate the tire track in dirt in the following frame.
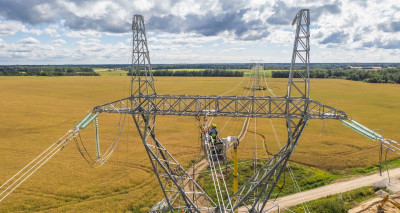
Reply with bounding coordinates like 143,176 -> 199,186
247,130 -> 272,156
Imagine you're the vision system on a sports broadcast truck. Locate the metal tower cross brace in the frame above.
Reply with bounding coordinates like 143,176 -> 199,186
93,10 -> 347,212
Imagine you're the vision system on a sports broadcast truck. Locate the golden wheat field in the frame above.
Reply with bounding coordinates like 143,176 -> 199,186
0,75 -> 400,212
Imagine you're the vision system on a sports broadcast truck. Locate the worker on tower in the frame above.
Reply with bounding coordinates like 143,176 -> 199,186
209,124 -> 219,143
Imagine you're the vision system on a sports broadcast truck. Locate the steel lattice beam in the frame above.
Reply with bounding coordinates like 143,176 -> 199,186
92,95 -> 347,120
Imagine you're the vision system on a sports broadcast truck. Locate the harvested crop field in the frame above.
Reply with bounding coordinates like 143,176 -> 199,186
0,76 -> 399,211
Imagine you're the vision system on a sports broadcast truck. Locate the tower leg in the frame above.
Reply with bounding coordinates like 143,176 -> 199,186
132,113 -> 215,212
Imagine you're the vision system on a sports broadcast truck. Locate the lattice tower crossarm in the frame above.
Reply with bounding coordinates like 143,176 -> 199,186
92,95 -> 347,120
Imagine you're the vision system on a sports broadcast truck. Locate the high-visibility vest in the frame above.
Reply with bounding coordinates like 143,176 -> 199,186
209,128 -> 218,138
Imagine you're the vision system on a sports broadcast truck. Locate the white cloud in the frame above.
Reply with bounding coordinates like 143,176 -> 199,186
19,37 -> 40,45
51,39 -> 66,46
312,0 -> 400,51
0,20 -> 26,36
221,47 -> 245,53
170,0 -> 203,17
66,30 -> 102,38
153,32 -> 219,45
0,36 -> 132,64
59,1 -> 120,18
28,24 -> 60,37
0,0 -> 399,64
231,47 -> 245,51
185,44 -> 202,48
266,29 -> 293,44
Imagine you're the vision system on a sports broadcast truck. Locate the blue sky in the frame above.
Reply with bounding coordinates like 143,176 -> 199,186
0,0 -> 399,64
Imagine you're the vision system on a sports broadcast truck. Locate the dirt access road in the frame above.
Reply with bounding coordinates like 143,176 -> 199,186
265,167 -> 400,210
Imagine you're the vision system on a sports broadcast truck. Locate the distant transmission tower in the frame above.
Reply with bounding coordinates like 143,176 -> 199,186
249,59 -> 265,92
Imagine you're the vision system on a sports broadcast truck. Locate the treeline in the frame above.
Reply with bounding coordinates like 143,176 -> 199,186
152,64 -> 252,70
128,69 -> 244,77
149,63 -> 400,70
0,66 -> 99,76
271,68 -> 400,84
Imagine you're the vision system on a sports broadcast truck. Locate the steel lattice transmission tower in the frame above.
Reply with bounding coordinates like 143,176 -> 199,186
227,9 -> 311,212
249,59 -> 265,91
129,15 -> 216,211
92,10 -> 347,212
